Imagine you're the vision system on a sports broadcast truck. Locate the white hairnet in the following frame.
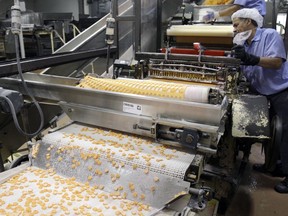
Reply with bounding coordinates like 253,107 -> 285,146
231,8 -> 263,28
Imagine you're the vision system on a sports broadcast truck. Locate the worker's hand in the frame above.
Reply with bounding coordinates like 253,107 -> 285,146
202,11 -> 219,23
232,45 -> 260,66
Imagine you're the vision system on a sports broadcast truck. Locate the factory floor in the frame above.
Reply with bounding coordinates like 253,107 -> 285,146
225,143 -> 287,216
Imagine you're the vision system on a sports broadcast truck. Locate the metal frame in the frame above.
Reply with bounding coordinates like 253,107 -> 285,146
0,47 -> 116,78
156,0 -> 162,51
0,72 -> 228,152
135,51 -> 241,65
112,0 -> 141,58
0,74 -> 227,127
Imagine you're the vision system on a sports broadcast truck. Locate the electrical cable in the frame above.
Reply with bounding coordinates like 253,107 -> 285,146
106,43 -> 111,75
105,1 -> 115,76
0,95 -> 38,137
11,34 -> 44,137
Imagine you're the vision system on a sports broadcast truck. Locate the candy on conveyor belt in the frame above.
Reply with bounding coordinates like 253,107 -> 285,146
0,123 -> 194,215
34,124 -> 192,207
0,123 -> 193,214
78,75 -> 210,103
0,166 -> 154,216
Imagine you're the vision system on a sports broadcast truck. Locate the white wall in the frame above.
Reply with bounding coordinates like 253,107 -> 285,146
33,0 -> 79,20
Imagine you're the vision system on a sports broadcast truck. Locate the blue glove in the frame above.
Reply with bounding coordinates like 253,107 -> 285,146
202,11 -> 219,23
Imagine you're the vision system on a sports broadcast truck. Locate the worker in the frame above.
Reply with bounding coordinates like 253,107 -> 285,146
202,0 -> 266,23
231,8 -> 288,193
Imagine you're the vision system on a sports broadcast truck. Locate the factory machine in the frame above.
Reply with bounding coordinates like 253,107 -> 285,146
0,0 -> 273,215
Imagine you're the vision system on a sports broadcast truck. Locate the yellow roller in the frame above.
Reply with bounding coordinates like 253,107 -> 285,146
166,25 -> 233,37
78,76 -> 210,103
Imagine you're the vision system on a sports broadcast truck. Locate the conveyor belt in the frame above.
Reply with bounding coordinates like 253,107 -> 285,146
0,166 -> 155,215
0,73 -> 227,128
78,76 -> 211,103
32,123 -> 193,208
0,123 -> 195,214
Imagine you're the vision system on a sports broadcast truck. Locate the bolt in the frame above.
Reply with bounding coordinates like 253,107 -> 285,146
186,134 -> 194,143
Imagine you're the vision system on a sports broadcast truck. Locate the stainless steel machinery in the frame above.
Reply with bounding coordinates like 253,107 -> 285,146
0,54 -> 271,216
0,0 -> 272,215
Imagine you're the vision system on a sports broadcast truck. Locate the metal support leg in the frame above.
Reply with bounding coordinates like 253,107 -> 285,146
284,9 -> 288,52
156,0 -> 162,51
0,143 -> 5,172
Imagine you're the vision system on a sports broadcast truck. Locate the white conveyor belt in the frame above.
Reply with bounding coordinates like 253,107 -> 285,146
32,123 -> 193,209
0,123 -> 196,215
0,166 -> 155,215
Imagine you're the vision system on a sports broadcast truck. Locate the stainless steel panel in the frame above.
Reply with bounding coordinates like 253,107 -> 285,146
0,74 -> 227,126
59,102 -> 220,152
59,101 -> 219,137
162,0 -> 183,21
41,12 -> 73,21
141,1 -> 158,52
21,12 -> 42,26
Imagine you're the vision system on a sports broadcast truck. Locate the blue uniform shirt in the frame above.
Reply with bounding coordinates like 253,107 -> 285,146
234,0 -> 266,16
242,28 -> 288,95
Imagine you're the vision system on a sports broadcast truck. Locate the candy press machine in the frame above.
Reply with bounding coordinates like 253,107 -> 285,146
0,1 -> 272,215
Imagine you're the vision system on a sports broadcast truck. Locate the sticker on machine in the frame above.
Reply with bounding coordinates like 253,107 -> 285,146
123,102 -> 142,115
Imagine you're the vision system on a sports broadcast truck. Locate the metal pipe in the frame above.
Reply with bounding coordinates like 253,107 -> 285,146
112,0 -> 119,59
106,45 -> 111,74
134,0 -> 141,53
285,8 -> 288,51
197,145 -> 217,154
135,52 -> 241,65
62,22 -> 66,43
18,30 -> 26,59
11,0 -> 25,58
272,0 -> 277,29
50,31 -> 55,53
156,0 -> 162,51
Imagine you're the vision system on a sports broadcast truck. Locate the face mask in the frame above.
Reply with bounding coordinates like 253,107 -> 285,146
233,29 -> 252,46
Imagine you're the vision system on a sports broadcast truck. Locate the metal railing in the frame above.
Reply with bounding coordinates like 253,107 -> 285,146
50,23 -> 82,53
